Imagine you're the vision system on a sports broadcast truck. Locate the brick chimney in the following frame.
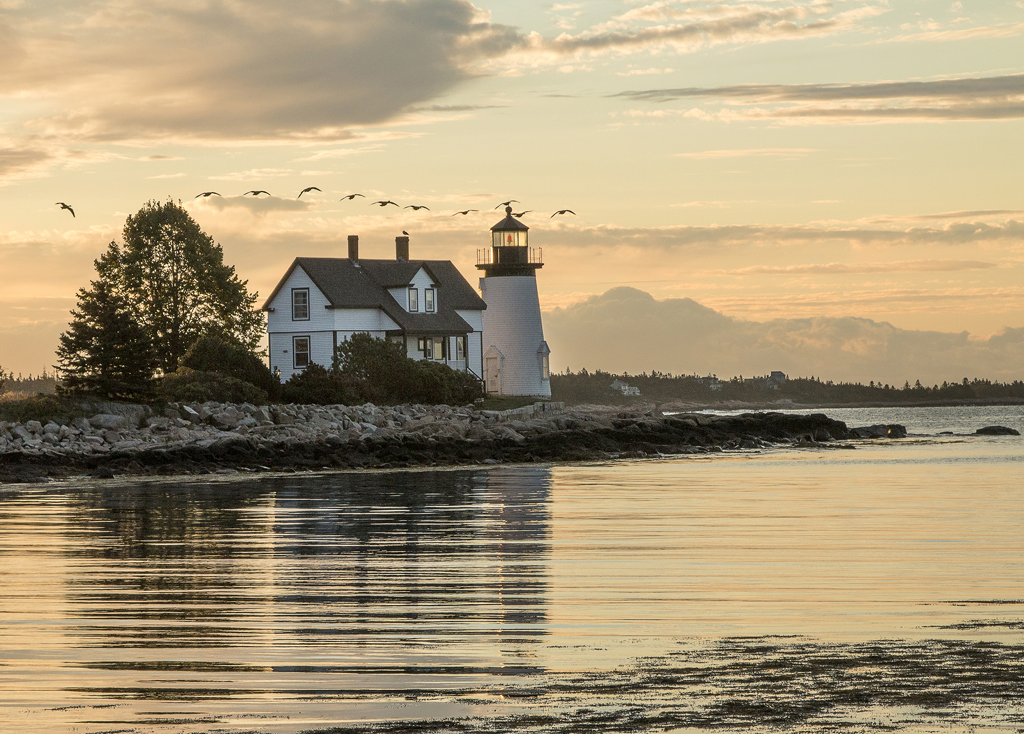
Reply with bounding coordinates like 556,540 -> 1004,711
347,234 -> 359,260
395,235 -> 409,261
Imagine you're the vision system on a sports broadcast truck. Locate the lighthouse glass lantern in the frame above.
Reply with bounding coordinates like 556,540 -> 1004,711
485,205 -> 535,268
492,227 -> 527,249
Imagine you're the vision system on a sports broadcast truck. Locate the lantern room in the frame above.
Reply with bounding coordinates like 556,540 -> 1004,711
477,205 -> 543,277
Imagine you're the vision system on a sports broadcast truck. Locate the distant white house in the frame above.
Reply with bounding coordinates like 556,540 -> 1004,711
610,379 -> 641,396
263,235 -> 486,382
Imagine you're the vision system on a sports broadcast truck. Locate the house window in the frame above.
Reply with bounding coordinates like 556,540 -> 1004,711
424,288 -> 435,313
291,288 -> 309,320
541,354 -> 550,380
408,287 -> 418,312
293,336 -> 310,369
456,336 -> 465,361
435,337 -> 444,360
423,337 -> 433,359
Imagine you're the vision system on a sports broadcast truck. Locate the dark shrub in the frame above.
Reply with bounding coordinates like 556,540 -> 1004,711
0,393 -> 85,423
281,363 -> 361,405
276,333 -> 482,406
179,336 -> 279,400
410,360 -> 482,405
162,368 -> 268,404
333,333 -> 482,405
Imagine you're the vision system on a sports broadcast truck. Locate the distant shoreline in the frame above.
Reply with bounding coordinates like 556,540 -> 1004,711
651,396 -> 1024,413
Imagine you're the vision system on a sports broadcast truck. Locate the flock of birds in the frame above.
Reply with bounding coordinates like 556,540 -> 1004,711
54,191 -> 576,219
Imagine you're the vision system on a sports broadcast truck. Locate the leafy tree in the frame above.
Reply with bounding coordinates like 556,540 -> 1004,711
96,199 -> 263,374
333,333 -> 415,404
55,280 -> 157,400
0,365 -> 6,395
281,363 -> 361,405
178,335 -> 279,400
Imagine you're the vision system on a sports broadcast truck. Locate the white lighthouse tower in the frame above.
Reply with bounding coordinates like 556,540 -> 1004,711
477,206 -> 551,397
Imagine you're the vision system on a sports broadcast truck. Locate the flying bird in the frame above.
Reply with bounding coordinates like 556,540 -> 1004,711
371,200 -> 399,207
551,209 -> 576,217
404,205 -> 430,211
297,186 -> 321,198
451,209 -> 478,216
195,191 -> 221,198
55,202 -> 75,217
244,190 -> 270,196
495,199 -> 519,209
512,210 -> 532,217
339,193 -> 365,201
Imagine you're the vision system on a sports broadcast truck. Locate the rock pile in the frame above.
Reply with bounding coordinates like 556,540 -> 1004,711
0,402 -> 903,483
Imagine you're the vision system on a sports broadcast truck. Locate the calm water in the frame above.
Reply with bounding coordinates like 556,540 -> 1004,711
1,406 -> 1023,733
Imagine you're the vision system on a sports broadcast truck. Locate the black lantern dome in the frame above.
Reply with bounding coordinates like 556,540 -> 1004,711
477,205 -> 543,277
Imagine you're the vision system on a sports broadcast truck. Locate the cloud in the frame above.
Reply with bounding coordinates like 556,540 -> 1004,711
727,260 -> 998,275
545,287 -> 1024,383
0,146 -> 55,180
883,20 -> 1024,43
192,196 -> 313,215
544,3 -> 874,54
676,148 -> 818,159
0,142 -> 118,182
0,0 -> 525,143
614,73 -> 1024,122
617,68 -> 674,76
487,1 -> 890,73
209,169 -> 296,182
147,172 -> 187,179
545,218 -> 1024,250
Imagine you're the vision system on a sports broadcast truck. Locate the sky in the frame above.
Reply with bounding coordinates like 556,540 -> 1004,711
0,0 -> 1022,381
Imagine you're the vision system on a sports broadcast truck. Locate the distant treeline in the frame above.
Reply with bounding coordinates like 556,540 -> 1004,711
0,370 -> 58,397
551,369 -> 1024,406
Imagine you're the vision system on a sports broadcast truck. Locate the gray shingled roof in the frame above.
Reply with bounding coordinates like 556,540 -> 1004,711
263,257 -> 486,336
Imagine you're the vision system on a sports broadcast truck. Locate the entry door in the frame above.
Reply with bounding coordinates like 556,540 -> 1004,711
486,356 -> 499,393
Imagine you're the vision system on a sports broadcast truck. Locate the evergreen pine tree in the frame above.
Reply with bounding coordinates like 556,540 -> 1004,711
55,280 -> 157,399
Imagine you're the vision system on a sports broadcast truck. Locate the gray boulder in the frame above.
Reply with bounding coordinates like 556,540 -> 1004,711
89,414 -> 126,430
850,424 -> 906,439
976,425 -> 1020,436
83,401 -> 152,428
211,411 -> 239,430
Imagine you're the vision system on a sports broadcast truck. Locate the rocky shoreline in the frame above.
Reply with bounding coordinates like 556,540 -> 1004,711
1,400 -> 902,484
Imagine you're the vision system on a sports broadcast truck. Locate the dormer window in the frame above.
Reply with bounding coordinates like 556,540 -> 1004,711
408,287 -> 418,312
425,288 -> 435,313
291,288 -> 309,320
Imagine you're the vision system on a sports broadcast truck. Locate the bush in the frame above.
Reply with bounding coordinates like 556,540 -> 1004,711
161,368 -> 268,405
179,336 -> 278,400
0,393 -> 85,424
410,360 -> 482,405
279,333 -> 483,406
281,363 -> 361,405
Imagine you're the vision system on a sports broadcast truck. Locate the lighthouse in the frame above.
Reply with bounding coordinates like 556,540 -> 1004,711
477,206 -> 551,397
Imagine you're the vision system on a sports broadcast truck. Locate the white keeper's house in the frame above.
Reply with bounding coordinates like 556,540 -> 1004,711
263,235 -> 486,382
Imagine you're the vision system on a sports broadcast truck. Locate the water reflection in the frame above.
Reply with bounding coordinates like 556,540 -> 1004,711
61,468 -> 552,663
